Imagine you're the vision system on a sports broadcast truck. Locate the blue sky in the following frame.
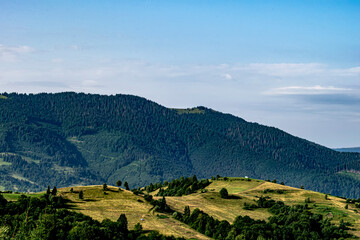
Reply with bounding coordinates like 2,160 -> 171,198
0,0 -> 359,148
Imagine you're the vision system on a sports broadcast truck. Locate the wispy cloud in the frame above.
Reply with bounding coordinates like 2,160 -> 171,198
265,85 -> 352,95
224,73 -> 233,80
0,44 -> 34,62
332,66 -> 360,77
243,63 -> 326,77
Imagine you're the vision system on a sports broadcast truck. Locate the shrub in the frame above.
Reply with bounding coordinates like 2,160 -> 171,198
220,188 -> 228,199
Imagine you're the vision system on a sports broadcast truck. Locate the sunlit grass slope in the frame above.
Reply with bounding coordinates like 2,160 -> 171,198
162,177 -> 360,238
58,185 -> 210,240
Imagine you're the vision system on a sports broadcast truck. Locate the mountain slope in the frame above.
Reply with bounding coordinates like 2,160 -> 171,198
0,92 -> 359,197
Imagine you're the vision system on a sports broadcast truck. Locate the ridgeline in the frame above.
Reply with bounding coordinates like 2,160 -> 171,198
0,92 -> 359,198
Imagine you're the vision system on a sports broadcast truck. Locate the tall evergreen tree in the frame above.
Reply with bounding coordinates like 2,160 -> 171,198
79,190 -> 84,199
184,206 -> 190,218
117,213 -> 128,232
52,186 -> 57,196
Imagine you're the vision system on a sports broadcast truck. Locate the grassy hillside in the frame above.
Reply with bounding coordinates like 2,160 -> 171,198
1,92 -> 360,198
3,177 -> 359,238
4,177 -> 355,238
57,185 -> 209,239
162,178 -> 360,237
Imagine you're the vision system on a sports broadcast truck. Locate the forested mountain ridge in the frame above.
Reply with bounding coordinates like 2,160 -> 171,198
0,92 -> 359,197
335,147 -> 360,153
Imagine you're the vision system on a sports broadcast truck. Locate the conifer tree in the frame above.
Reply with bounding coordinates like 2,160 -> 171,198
184,206 -> 190,218
52,186 -> 57,196
117,213 -> 128,232
79,190 -> 84,199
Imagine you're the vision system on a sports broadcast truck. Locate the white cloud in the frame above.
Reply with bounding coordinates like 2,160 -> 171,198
0,44 -> 34,62
243,63 -> 326,77
332,66 -> 360,77
265,85 -> 353,95
224,73 -> 232,80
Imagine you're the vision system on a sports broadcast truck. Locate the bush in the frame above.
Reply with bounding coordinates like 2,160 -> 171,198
220,188 -> 228,199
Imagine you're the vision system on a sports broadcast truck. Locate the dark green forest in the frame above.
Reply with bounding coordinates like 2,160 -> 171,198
0,92 -> 359,197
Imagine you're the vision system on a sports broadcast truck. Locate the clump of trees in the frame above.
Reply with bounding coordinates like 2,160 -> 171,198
147,175 -> 210,197
140,175 -> 211,197
143,195 -> 173,213
263,188 -> 284,194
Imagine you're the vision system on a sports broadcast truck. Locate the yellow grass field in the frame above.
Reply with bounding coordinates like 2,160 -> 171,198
162,178 -> 270,223
58,185 -> 210,240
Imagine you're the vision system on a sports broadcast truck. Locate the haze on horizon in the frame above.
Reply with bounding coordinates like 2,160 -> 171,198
0,0 -> 359,148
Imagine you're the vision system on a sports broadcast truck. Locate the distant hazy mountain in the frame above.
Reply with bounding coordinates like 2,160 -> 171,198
0,92 -> 359,197
334,147 -> 360,153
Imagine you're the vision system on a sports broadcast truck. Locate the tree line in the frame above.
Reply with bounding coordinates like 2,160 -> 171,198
141,175 -> 210,196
